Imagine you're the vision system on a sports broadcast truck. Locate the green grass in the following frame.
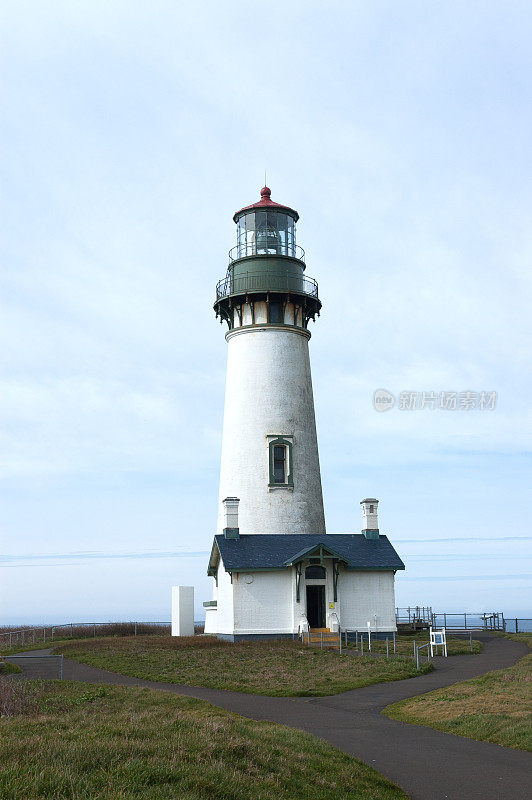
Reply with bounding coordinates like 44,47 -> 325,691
0,679 -> 408,800
0,662 -> 22,675
384,637 -> 532,750
55,635 -> 432,696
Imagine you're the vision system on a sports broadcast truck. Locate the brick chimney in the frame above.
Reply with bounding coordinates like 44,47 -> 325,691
223,497 -> 240,539
361,498 -> 379,539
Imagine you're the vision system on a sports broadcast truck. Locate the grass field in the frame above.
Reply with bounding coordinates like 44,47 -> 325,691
0,679 -> 408,800
55,635 -> 432,696
384,633 -> 532,751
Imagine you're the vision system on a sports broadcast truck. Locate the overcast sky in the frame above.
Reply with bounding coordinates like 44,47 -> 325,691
1,1 -> 531,624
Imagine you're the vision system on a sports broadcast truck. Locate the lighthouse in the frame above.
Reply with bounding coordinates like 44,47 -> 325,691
214,186 -> 325,536
204,187 -> 404,641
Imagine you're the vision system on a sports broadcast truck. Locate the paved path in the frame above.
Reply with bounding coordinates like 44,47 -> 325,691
9,635 -> 531,800
6,650 -> 63,679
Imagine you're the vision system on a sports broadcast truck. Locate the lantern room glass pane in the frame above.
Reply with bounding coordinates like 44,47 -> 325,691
236,217 -> 247,258
287,216 -> 295,255
254,211 -> 268,254
244,214 -> 254,256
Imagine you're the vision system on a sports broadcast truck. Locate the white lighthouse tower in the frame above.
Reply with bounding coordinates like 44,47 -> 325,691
204,186 -> 404,641
214,186 -> 325,536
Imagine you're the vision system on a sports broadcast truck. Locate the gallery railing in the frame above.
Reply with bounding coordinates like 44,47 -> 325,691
215,272 -> 319,301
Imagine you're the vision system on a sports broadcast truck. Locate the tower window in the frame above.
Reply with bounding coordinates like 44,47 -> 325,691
369,504 -> 374,513
268,436 -> 294,487
273,445 -> 286,483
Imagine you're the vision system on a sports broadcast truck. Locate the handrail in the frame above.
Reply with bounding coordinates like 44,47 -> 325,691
215,272 -> 319,301
415,641 -> 430,670
229,243 -> 305,263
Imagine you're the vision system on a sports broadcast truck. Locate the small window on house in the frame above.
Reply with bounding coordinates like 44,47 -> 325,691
305,565 -> 326,579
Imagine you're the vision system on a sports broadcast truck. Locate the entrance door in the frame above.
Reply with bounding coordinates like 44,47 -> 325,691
306,585 -> 325,628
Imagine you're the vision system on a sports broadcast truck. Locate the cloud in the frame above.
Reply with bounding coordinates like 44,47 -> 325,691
395,537 -> 532,543
0,549 -> 209,567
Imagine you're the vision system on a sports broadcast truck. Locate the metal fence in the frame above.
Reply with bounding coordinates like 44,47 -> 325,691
506,618 -> 532,633
396,607 -> 433,625
396,609 -> 510,631
432,612 -> 505,631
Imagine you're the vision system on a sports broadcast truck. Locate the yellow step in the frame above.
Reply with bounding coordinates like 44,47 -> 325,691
309,637 -> 341,645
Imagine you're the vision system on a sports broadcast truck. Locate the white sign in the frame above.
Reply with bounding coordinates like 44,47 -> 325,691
430,627 -> 447,657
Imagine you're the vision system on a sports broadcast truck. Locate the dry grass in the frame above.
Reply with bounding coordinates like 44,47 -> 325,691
55,635 -> 431,696
0,680 -> 409,799
0,622 -> 174,652
0,677 -> 41,716
384,642 -> 532,751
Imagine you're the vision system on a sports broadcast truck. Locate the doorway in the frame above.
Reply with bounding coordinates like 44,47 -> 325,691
306,585 -> 326,628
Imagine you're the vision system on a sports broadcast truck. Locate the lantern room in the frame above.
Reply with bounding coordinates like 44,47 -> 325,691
214,186 -> 321,330
233,187 -> 300,260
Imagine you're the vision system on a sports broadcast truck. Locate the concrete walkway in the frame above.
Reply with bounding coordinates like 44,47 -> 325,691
8,635 -> 531,800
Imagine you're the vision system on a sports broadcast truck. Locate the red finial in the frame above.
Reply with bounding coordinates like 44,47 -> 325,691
260,186 -> 271,200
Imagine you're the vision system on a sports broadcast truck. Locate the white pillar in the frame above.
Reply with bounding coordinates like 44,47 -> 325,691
171,586 -> 195,637
217,326 -> 326,536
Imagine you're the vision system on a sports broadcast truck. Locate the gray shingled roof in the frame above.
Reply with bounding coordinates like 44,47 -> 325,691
209,534 -> 405,574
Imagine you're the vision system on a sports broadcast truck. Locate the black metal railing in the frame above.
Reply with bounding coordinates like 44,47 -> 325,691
228,243 -> 305,263
215,271 -> 319,301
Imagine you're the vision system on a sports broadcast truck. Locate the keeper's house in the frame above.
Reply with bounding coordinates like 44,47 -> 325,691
203,186 -> 405,641
205,498 -> 404,640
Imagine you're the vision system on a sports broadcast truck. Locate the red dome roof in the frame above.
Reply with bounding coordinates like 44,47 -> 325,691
233,186 -> 299,222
